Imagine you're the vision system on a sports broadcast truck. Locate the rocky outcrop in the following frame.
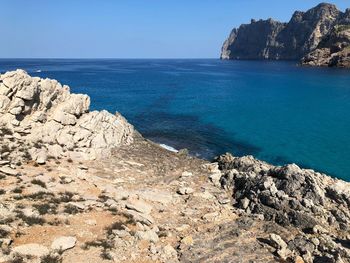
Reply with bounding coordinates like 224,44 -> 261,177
0,70 -> 135,164
221,3 -> 350,67
216,153 -> 350,262
302,24 -> 350,67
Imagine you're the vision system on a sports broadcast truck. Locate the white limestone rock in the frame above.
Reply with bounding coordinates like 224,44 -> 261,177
51,236 -> 77,251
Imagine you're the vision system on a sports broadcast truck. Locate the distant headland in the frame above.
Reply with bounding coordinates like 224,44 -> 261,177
221,3 -> 350,68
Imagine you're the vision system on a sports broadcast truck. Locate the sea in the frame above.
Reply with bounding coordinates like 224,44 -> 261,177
1,59 -> 350,181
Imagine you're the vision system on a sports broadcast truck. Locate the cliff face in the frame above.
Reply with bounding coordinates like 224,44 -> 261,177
302,9 -> 350,67
221,3 -> 349,66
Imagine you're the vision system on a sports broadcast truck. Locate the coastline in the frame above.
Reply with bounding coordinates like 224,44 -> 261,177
0,70 -> 350,262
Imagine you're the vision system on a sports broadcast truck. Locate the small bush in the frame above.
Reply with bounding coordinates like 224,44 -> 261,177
0,128 -> 13,136
55,191 -> 74,203
40,253 -> 62,263
26,191 -> 54,200
33,203 -> 58,215
63,204 -> 80,215
31,179 -> 47,188
16,211 -> 46,226
12,187 -> 23,194
0,189 -> 6,195
8,253 -> 25,263
0,228 -> 9,238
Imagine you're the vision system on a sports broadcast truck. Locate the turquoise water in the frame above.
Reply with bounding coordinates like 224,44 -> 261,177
1,59 -> 350,180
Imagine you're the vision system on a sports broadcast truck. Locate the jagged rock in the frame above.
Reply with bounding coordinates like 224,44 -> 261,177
216,152 -> 350,262
0,70 -> 135,163
51,236 -> 77,251
221,3 -> 350,68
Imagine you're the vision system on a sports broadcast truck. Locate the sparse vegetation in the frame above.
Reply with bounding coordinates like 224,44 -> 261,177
63,204 -> 80,214
33,203 -> 58,215
31,179 -> 47,188
16,210 -> 46,226
26,191 -> 54,200
98,194 -> 109,202
0,189 -> 6,195
335,24 -> 350,33
83,239 -> 114,260
40,253 -> 62,263
12,187 -> 23,194
54,191 -> 75,203
0,127 -> 13,136
8,253 -> 26,263
0,228 -> 9,238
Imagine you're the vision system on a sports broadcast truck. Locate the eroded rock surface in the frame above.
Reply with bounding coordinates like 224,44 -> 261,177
216,153 -> 350,262
0,70 -> 135,165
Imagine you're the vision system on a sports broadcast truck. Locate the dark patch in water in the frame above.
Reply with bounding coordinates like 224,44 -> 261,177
132,111 -> 261,160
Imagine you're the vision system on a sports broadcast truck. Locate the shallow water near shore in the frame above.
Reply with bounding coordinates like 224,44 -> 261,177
1,59 -> 350,181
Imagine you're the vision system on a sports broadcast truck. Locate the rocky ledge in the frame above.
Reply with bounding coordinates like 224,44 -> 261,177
221,3 -> 350,68
0,71 -> 349,263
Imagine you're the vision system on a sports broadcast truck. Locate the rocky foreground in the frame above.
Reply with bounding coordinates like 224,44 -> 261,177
0,70 -> 349,263
221,3 -> 350,68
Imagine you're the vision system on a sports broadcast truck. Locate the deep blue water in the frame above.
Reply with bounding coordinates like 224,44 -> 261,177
1,59 -> 350,181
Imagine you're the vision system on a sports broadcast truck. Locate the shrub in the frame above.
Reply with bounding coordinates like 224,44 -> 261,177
12,187 -> 23,194
33,203 -> 58,215
63,204 -> 80,215
40,253 -> 62,263
16,210 -> 46,226
31,179 -> 47,188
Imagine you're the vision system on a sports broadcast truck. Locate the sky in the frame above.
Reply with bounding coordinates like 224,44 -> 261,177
1,0 -> 348,58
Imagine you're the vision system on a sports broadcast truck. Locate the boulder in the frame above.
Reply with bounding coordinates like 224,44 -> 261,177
51,236 -> 77,251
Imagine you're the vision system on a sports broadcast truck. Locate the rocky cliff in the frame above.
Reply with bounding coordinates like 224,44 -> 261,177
221,3 -> 350,67
0,70 -> 135,165
0,71 -> 350,263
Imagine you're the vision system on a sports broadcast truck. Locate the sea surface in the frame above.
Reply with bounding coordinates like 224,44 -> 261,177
1,59 -> 350,181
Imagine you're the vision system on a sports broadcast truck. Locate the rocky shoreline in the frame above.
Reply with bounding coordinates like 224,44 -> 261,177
0,70 -> 349,262
221,3 -> 350,68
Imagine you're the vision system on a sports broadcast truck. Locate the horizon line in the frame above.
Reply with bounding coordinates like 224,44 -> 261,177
0,57 -> 220,60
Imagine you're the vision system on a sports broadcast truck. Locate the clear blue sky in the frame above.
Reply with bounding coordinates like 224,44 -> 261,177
1,0 -> 348,58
